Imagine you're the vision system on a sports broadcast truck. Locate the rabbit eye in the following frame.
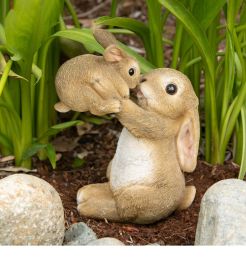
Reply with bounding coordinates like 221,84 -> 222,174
128,68 -> 135,76
166,83 -> 177,95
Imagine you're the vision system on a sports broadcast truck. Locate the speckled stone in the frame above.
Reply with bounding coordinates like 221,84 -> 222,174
195,179 -> 246,245
0,174 -> 65,245
63,222 -> 97,245
87,237 -> 124,246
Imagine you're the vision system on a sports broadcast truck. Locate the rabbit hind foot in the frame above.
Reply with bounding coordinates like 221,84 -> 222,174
77,182 -> 120,221
177,185 -> 196,211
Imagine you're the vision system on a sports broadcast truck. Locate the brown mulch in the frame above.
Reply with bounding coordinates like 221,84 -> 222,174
0,120 -> 240,245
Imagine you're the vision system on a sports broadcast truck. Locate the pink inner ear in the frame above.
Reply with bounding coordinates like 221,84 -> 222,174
177,119 -> 196,172
104,46 -> 124,62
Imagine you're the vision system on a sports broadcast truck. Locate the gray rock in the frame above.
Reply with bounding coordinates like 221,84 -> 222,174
195,179 -> 246,245
0,174 -> 65,245
64,222 -> 97,245
147,243 -> 160,246
87,237 -> 124,246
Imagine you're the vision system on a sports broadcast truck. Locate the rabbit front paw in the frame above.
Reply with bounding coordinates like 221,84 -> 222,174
89,99 -> 121,116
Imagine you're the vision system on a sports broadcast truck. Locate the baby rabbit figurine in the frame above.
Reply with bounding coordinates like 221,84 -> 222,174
55,29 -> 140,115
77,68 -> 200,224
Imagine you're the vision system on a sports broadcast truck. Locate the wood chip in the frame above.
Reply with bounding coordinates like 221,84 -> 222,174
0,166 -> 37,173
0,155 -> 15,162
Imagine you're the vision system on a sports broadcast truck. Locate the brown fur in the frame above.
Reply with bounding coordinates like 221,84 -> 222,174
54,29 -> 140,115
77,68 -> 200,224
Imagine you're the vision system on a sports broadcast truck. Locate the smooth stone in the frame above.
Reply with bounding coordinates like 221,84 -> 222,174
147,243 -> 160,246
87,237 -> 124,246
195,179 -> 246,245
64,222 -> 97,245
0,174 -> 65,245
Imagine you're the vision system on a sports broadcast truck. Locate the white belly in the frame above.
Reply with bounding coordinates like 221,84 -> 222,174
110,128 -> 154,189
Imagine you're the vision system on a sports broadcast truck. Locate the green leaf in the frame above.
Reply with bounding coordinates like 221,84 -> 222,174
51,120 -> 83,130
118,42 -> 154,73
53,28 -> 104,54
38,120 -> 83,140
22,143 -> 47,161
4,0 -> 62,61
72,157 -> 85,168
158,0 -> 215,77
45,143 -> 57,169
53,28 -> 154,73
96,16 -> 149,39
95,16 -> 152,59
0,131 -> 13,152
238,105 -> 246,179
110,0 -> 119,18
0,58 -> 12,96
0,24 -> 6,44
80,115 -> 106,125
192,0 -> 226,30
32,63 -> 42,84
0,101 -> 22,134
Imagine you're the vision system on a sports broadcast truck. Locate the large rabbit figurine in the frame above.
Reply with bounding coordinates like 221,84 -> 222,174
77,68 -> 200,224
55,29 -> 140,115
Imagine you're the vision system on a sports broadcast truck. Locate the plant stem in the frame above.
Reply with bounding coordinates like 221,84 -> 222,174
64,0 -> 80,28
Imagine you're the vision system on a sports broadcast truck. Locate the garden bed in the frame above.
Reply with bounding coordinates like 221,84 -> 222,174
0,121 -> 240,245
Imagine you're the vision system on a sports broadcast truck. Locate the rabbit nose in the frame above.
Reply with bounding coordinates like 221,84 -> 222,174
140,77 -> 147,83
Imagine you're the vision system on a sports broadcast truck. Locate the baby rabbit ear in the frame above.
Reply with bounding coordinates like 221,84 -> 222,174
93,28 -> 118,48
176,109 -> 200,172
103,45 -> 126,62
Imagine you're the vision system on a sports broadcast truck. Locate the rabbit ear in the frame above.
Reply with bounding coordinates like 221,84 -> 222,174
103,45 -> 126,62
93,28 -> 118,48
176,109 -> 200,172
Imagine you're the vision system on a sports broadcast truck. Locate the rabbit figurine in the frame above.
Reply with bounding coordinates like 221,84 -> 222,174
54,29 -> 140,116
77,68 -> 200,224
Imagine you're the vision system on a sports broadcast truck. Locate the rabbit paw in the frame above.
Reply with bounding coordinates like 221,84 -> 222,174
90,99 -> 121,116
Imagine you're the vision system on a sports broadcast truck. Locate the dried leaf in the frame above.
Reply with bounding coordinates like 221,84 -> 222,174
0,166 -> 37,173
0,155 -> 15,162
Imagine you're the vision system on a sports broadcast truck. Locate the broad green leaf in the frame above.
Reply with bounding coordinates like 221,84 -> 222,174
96,16 -> 149,39
95,16 -> 152,58
53,28 -> 154,73
22,143 -> 47,161
192,0 -> 226,30
45,143 -> 57,169
4,0 -> 62,60
53,28 -> 104,53
118,42 -> 154,73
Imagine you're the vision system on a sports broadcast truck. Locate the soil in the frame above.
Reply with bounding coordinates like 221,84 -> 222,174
0,121 -> 241,245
